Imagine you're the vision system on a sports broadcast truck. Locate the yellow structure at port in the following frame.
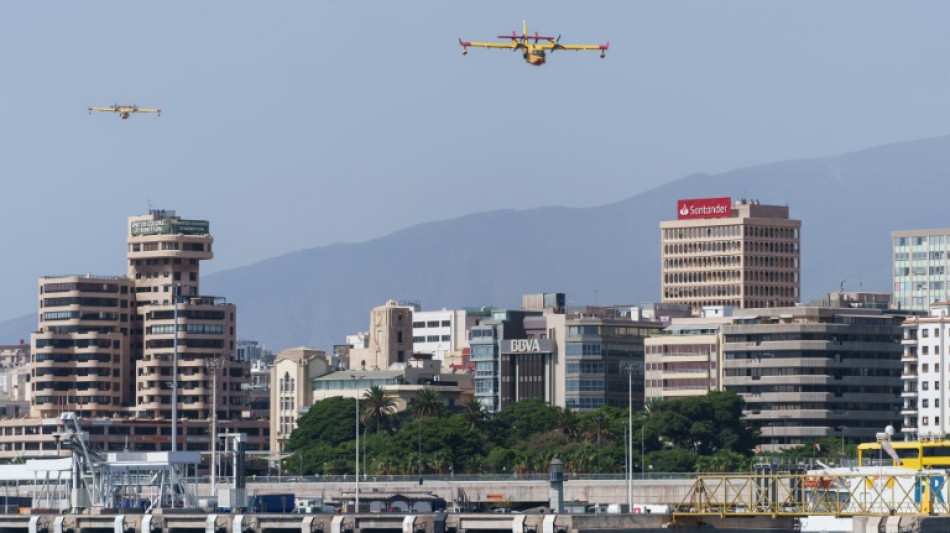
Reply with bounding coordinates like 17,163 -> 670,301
672,471 -> 950,521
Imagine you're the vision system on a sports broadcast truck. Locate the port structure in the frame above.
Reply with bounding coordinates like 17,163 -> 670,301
672,470 -> 950,521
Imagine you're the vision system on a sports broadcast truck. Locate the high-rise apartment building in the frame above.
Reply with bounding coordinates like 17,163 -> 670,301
660,197 -> 801,312
32,275 -> 133,418
127,210 -> 245,423
892,229 -> 950,311
24,209 -> 265,457
721,306 -> 903,451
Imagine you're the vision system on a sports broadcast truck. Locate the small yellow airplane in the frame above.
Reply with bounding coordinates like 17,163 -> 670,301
460,20 -> 608,66
88,103 -> 162,120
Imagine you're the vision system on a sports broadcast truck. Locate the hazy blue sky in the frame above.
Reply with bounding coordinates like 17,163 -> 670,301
1,1 -> 949,322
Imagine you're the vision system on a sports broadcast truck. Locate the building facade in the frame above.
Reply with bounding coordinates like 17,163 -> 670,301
892,229 -> 950,311
348,300 -> 414,370
660,198 -> 801,312
270,347 -> 330,453
900,303 -> 950,440
644,315 -> 730,401
411,309 -> 472,361
721,307 -> 903,451
21,209 -> 268,460
563,311 -> 661,412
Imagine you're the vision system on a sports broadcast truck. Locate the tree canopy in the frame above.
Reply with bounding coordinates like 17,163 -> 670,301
285,390 -> 761,475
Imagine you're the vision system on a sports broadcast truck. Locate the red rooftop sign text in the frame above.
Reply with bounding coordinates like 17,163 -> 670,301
677,197 -> 732,220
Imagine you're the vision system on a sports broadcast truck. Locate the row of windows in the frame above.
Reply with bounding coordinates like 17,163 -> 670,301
724,367 -> 896,378
895,236 -> 946,247
567,325 -> 654,338
42,297 -> 121,308
34,338 -> 116,349
646,344 -> 716,355
146,338 -> 224,349
41,282 -> 126,294
412,335 -> 451,343
412,320 -> 451,328
149,310 -> 229,321
665,286 -> 799,299
34,353 -> 115,363
664,241 -> 742,255
664,256 -> 742,270
147,323 -> 224,335
664,225 -> 799,241
43,311 -> 122,322
34,367 -> 113,377
725,332 -> 898,343
34,396 -> 115,405
565,379 -> 605,392
565,362 -> 605,374
654,361 -> 714,373
647,378 -> 713,390
895,266 -> 947,277
565,397 -> 605,409
725,350 -> 897,361
664,225 -> 743,240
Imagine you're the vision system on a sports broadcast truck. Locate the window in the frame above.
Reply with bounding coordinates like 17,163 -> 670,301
923,399 -> 930,408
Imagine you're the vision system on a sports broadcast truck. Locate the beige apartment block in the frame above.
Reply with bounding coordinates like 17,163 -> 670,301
660,198 -> 801,312
644,316 -> 730,401
31,275 -> 134,418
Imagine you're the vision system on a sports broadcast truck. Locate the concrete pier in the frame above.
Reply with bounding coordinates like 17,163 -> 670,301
0,512 -> 799,533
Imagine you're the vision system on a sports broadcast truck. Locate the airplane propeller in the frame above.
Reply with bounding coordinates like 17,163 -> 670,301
550,35 -> 565,52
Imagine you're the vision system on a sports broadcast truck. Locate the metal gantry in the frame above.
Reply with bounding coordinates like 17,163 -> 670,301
672,468 -> 950,521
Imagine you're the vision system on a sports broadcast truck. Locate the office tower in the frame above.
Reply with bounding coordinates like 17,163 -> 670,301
660,198 -> 801,312
892,229 -> 950,311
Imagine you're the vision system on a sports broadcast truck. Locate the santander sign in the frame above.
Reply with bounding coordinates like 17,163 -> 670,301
677,197 -> 732,220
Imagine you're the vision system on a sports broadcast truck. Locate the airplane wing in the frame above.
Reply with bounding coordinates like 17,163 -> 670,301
459,39 -> 519,50
134,108 -> 161,114
541,41 -> 609,52
88,107 -> 119,113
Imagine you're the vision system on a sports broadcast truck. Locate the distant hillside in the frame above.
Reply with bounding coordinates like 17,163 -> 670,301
4,135 -> 950,350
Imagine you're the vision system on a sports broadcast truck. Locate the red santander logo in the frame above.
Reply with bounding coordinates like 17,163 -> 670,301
677,197 -> 732,220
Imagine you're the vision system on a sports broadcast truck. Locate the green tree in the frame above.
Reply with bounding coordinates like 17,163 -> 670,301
461,398 -> 488,430
490,399 -> 560,448
361,385 -> 396,432
555,407 -> 582,440
410,387 -> 444,418
286,396 -> 357,451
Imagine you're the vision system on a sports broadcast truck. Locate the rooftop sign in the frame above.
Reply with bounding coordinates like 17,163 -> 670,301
131,219 -> 210,236
677,197 -> 732,220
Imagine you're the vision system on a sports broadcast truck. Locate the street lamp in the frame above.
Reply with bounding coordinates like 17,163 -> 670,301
350,375 -> 363,512
171,285 -> 180,453
623,363 -> 634,509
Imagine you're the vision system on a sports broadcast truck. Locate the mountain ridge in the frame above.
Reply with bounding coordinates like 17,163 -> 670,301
3,134 -> 950,350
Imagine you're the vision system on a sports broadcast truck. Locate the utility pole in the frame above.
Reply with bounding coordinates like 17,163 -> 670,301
208,356 -> 221,498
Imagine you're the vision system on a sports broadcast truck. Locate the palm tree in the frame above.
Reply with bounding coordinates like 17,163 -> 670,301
361,385 -> 396,432
555,407 -> 582,440
461,398 -> 487,429
410,387 -> 444,418
582,412 -> 614,446
643,397 -> 665,418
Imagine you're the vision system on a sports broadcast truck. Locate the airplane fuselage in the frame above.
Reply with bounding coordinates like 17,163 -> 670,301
522,45 -> 546,66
